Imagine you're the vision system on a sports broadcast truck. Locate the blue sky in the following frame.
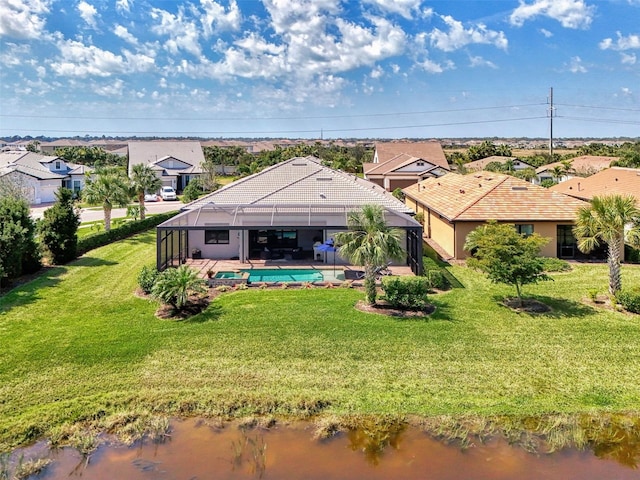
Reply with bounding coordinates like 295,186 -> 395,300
0,0 -> 639,139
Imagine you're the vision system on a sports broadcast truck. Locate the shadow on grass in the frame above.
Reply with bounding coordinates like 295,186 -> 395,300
491,294 -> 596,318
179,303 -> 223,323
0,266 -> 66,312
73,256 -> 119,267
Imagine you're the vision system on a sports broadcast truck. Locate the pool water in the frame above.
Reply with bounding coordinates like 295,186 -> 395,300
241,268 -> 324,283
214,271 -> 245,279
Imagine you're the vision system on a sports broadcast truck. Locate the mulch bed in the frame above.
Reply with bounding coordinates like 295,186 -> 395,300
355,300 -> 436,318
502,297 -> 551,314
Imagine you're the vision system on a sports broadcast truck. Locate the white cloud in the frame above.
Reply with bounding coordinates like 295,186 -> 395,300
540,28 -> 553,37
36,65 -> 46,77
568,55 -> 587,73
115,0 -> 132,14
0,0 -> 51,39
77,1 -> 98,29
469,55 -> 497,69
50,38 -> 154,77
620,87 -> 633,97
113,25 -> 138,45
416,58 -> 454,74
621,52 -> 637,64
0,43 -> 31,66
599,32 -> 640,51
510,0 -> 595,29
362,0 -> 422,19
428,15 -> 508,52
93,78 -> 124,96
150,6 -> 202,57
370,65 -> 384,79
200,0 -> 242,37
391,63 -> 400,74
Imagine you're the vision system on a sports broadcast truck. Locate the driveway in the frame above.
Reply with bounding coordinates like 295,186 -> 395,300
30,199 -> 182,223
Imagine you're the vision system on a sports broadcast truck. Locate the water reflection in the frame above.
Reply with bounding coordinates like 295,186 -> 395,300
5,414 -> 640,479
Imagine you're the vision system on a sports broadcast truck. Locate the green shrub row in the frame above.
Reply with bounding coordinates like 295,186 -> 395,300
422,256 -> 450,290
616,287 -> 640,314
381,276 -> 430,310
77,211 -> 178,255
541,257 -> 572,272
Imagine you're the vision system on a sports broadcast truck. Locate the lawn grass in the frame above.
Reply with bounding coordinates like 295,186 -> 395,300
1,231 -> 639,450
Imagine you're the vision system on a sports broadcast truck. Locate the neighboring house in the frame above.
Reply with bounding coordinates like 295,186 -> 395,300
464,156 -> 534,172
550,167 -> 640,206
0,152 -> 92,204
534,155 -> 618,185
128,141 -> 205,192
363,141 -> 450,191
40,139 -> 91,154
403,171 -> 588,260
157,156 -> 423,274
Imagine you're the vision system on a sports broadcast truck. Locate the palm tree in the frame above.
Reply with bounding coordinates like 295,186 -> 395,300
152,265 -> 207,312
130,164 -> 161,220
83,167 -> 131,231
551,165 -> 566,183
334,204 -> 405,305
573,194 -> 640,295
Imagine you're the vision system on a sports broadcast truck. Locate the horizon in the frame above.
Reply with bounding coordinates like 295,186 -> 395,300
1,1 -> 639,139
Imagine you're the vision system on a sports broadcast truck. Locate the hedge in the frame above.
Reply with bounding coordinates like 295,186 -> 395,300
77,211 -> 179,255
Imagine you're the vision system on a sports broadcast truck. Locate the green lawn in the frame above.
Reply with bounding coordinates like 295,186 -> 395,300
1,230 -> 639,450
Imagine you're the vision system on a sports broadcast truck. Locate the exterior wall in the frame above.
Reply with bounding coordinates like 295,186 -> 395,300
387,178 -> 418,191
189,230 -> 240,259
8,172 -> 61,204
428,212 -> 455,258
453,221 -> 564,259
364,175 -> 384,188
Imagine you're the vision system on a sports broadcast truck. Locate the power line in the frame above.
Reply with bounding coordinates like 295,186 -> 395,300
557,115 -> 640,126
3,116 -> 548,136
556,103 -> 640,113
0,103 -> 545,122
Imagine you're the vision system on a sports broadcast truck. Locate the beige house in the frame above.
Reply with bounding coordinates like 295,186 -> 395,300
403,171 -> 588,260
535,155 -> 618,184
363,141 -> 450,191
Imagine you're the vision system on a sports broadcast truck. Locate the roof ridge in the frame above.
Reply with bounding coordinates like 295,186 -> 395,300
450,173 -> 509,220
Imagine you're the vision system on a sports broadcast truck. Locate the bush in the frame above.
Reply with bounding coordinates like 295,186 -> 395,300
152,265 -> 208,311
381,276 -> 430,310
39,188 -> 80,264
616,288 -> 640,314
138,264 -> 160,294
77,211 -> 177,255
422,256 -> 450,290
0,195 -> 41,286
541,257 -> 572,272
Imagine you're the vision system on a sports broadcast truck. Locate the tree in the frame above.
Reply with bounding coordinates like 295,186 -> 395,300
181,177 -> 206,203
573,195 -> 640,295
334,204 -> 405,305
464,221 -> 551,307
130,164 -> 161,220
152,265 -> 208,312
38,188 -> 80,264
0,195 -> 41,286
551,165 -> 566,183
26,140 -> 40,152
82,167 -> 131,231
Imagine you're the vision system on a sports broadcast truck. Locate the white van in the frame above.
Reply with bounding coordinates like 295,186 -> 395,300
161,186 -> 177,201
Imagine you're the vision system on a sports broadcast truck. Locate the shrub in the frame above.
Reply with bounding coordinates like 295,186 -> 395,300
587,289 -> 599,303
77,211 -> 177,255
38,188 -> 80,264
422,256 -> 450,290
541,257 -> 572,272
616,288 -> 640,314
138,264 -> 160,294
0,195 -> 41,286
152,265 -> 207,311
381,276 -> 430,310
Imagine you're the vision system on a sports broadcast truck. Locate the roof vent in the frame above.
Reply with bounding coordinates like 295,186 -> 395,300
459,189 -> 465,194
316,177 -> 332,181
292,162 -> 307,166
511,186 -> 528,191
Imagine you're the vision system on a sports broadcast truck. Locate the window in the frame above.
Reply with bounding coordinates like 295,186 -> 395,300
73,180 -> 81,192
205,230 -> 230,244
55,161 -> 61,170
417,161 -> 425,167
515,224 -> 534,236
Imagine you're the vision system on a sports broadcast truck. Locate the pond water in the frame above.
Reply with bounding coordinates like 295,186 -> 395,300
10,419 -> 639,480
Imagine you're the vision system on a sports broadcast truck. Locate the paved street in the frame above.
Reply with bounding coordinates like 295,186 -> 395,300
30,199 -> 182,223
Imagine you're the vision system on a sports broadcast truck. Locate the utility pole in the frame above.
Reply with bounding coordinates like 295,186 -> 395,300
547,87 -> 555,160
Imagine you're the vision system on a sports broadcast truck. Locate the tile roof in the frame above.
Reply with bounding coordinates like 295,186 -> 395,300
186,156 -> 413,214
374,141 -> 449,170
0,152 -> 88,180
536,155 -> 617,174
128,141 -> 205,172
404,171 -> 587,222
549,167 -> 640,205
465,156 -> 532,171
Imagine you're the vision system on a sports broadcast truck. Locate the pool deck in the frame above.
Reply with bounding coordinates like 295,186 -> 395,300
185,258 -> 413,283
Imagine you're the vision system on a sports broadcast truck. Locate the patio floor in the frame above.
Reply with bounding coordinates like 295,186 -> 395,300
185,258 -> 414,283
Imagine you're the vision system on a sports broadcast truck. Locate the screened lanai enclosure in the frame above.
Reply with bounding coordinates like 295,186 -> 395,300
157,203 -> 423,275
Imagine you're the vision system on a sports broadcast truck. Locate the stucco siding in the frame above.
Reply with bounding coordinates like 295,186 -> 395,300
189,230 -> 240,259
429,211 -> 455,258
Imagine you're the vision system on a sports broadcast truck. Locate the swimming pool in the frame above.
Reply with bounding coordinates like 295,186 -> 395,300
241,268 -> 324,283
